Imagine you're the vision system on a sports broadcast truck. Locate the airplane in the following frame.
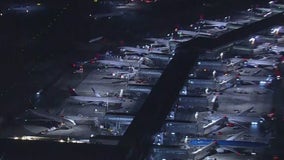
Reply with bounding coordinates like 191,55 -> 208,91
24,109 -> 76,129
204,107 -> 261,127
177,29 -> 213,37
270,26 -> 283,34
203,20 -> 228,28
237,75 -> 274,86
68,87 -> 124,106
171,35 -> 194,42
244,58 -> 278,68
227,17 -> 253,26
238,10 -> 264,21
145,36 -> 192,47
148,43 -> 170,52
96,57 -> 149,69
200,22 -> 228,31
203,19 -> 245,30
245,7 -> 273,18
254,7 -> 283,15
104,67 -> 138,80
192,19 -> 228,30
188,131 -> 269,155
269,45 -> 284,55
145,37 -> 172,47
202,116 -> 228,130
269,1 -> 284,10
120,46 -> 165,55
246,35 -> 275,46
145,53 -> 172,67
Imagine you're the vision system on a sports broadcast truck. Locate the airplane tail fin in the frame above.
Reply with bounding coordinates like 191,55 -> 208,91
68,86 -> 78,96
119,89 -> 124,98
91,88 -> 101,97
137,57 -> 145,69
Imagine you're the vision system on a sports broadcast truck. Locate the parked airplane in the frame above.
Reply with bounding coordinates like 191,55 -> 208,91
227,17 -> 253,26
145,38 -> 171,47
269,1 -> 284,9
203,20 -> 228,28
202,116 -> 228,130
269,45 -> 284,54
68,87 -> 123,106
96,57 -> 149,68
205,107 -> 261,127
104,67 -> 138,80
177,29 -> 213,37
244,58 -> 277,68
120,46 -> 165,55
237,75 -> 274,86
188,131 -> 268,155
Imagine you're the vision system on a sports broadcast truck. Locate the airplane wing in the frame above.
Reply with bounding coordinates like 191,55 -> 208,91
237,107 -> 254,116
177,30 -> 198,37
70,96 -> 122,104
145,38 -> 169,46
120,47 -> 146,55
226,131 -> 245,141
217,131 -> 245,155
221,146 -> 242,155
204,20 -> 228,27
97,59 -> 147,69
96,60 -> 122,68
